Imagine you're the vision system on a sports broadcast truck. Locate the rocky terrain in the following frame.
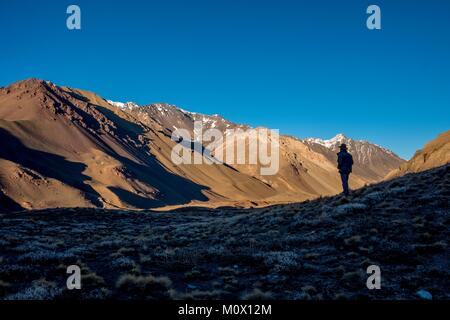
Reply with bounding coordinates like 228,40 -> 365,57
0,79 -> 212,210
387,130 -> 450,179
0,164 -> 448,300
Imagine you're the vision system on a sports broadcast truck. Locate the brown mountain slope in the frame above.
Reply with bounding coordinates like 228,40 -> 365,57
125,104 -> 404,200
0,79 -> 213,210
304,134 -> 405,182
208,132 -> 349,200
0,79 -> 282,211
0,78 -> 409,211
386,130 -> 450,179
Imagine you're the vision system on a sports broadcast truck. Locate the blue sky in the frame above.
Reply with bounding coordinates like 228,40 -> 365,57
0,0 -> 449,159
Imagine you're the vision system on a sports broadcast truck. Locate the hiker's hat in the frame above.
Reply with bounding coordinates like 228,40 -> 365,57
339,143 -> 347,150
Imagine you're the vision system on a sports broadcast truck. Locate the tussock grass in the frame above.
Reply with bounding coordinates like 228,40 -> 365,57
0,165 -> 449,299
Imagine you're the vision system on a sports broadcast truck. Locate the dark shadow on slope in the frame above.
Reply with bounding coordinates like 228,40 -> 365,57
85,106 -> 211,207
61,88 -> 90,102
0,190 -> 23,212
106,151 -> 210,208
175,136 -> 240,173
44,85 -> 102,132
55,87 -> 211,207
3,83 -> 212,209
0,128 -> 103,207
95,105 -> 143,139
108,187 -> 160,209
14,85 -> 211,208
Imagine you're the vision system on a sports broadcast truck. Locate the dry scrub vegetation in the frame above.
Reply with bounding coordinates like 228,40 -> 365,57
0,165 -> 449,300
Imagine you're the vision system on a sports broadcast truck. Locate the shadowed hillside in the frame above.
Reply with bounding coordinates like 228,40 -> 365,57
0,79 -> 407,210
387,130 -> 450,179
1,164 -> 448,300
0,79 -> 247,210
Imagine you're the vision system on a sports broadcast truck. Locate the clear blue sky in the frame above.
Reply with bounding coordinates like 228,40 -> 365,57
1,0 -> 449,159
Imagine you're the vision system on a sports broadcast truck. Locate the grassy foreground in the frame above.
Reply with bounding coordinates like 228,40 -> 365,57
0,165 -> 449,300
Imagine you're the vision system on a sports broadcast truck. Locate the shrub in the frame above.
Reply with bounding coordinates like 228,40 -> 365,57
261,251 -> 299,273
301,285 -> 317,295
16,250 -> 75,264
116,274 -> 172,298
361,192 -> 384,204
82,272 -> 106,287
241,288 -> 273,300
0,280 -> 10,297
112,256 -> 138,270
335,203 -> 368,214
344,235 -> 362,246
6,279 -> 62,300
169,289 -> 226,300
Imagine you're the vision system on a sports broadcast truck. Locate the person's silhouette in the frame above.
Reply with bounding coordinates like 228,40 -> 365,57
337,143 -> 353,196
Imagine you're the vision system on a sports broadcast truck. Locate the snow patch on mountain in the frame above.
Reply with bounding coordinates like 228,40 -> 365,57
304,133 -> 401,163
305,133 -> 349,148
107,100 -> 140,110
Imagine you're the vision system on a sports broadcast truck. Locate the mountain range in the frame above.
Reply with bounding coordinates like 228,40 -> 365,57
0,78 -> 447,211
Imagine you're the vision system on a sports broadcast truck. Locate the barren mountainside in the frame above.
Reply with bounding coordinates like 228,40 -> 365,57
386,130 -> 450,179
0,79 -> 208,210
0,79 -> 409,211
304,134 -> 405,181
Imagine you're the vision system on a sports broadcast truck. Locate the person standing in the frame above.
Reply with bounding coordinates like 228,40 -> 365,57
337,144 -> 354,196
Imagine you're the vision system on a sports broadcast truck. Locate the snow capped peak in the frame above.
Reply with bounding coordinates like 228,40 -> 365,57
332,133 -> 347,141
304,133 -> 401,161
305,133 -> 349,148
150,103 -> 176,112
107,100 -> 140,110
